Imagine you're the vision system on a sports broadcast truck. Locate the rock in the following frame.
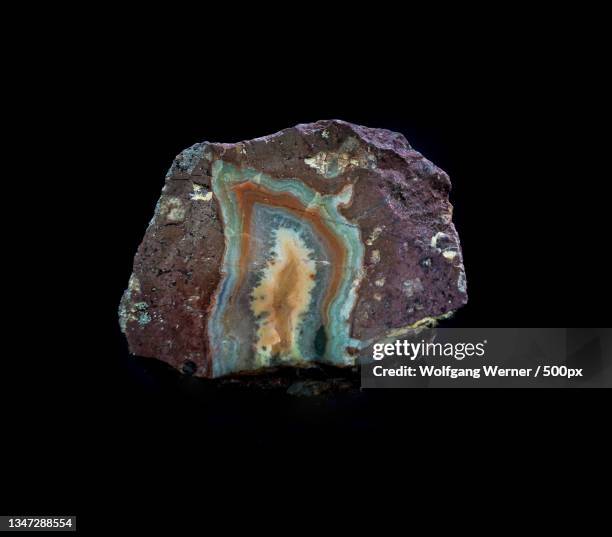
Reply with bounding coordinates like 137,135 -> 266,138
119,120 -> 467,378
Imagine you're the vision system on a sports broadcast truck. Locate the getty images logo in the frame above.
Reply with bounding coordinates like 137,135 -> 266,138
372,339 -> 488,361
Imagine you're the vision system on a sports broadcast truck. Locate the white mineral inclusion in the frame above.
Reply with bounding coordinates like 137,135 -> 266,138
458,270 -> 467,294
190,184 -> 213,201
366,226 -> 384,246
431,231 -> 460,263
160,196 -> 186,222
403,278 -> 424,298
304,137 -> 376,178
128,274 -> 140,294
304,152 -> 339,176
430,231 -> 448,249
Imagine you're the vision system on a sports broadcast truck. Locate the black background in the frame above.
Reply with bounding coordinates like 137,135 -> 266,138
3,23 -> 608,530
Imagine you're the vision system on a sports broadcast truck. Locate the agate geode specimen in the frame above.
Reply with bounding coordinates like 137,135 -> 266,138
119,120 -> 467,377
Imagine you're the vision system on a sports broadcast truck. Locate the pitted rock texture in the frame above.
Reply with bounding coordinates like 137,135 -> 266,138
119,120 -> 467,378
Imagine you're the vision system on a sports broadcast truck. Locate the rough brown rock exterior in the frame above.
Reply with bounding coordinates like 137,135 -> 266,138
119,120 -> 467,378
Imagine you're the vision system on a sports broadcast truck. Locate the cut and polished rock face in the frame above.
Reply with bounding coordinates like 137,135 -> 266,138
119,120 -> 467,378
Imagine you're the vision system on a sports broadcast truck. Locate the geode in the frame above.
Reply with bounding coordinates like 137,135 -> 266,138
119,120 -> 467,377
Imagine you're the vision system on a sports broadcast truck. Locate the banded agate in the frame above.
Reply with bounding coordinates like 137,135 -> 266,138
119,120 -> 467,378
208,161 -> 363,376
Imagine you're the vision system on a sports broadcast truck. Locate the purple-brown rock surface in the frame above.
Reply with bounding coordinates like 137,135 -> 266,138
119,120 -> 467,377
